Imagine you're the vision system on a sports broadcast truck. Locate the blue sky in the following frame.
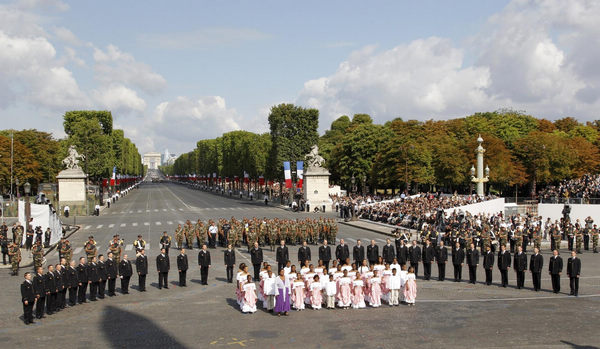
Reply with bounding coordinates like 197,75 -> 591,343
1,0 -> 599,155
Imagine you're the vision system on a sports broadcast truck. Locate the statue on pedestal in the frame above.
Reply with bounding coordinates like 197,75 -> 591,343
62,145 -> 85,170
306,145 -> 325,170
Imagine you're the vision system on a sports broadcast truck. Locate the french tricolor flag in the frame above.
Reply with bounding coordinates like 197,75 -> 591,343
110,166 -> 116,186
296,161 -> 304,189
283,161 -> 292,188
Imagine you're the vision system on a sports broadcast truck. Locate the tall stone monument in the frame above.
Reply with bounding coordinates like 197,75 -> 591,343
56,145 -> 87,215
303,145 -> 331,212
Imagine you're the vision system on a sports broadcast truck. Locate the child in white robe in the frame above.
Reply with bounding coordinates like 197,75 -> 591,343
388,268 -> 401,306
399,265 -> 408,303
263,270 -> 277,311
325,274 -> 337,309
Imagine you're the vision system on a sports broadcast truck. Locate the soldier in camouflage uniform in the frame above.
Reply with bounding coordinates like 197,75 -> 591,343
553,230 -> 562,251
108,236 -> 121,264
184,221 -> 194,249
534,229 -> 542,251
8,241 -> 21,275
194,220 -> 204,249
592,225 -> 599,253
32,240 -> 44,270
85,236 -> 98,261
61,239 -> 73,263
13,223 -> 24,247
174,224 -> 184,250
575,229 -> 583,254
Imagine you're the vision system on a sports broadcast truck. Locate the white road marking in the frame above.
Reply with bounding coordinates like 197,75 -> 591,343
132,223 -> 138,227
84,225 -> 91,230
154,209 -> 159,212
178,208 -> 184,211
419,294 -> 600,303
74,247 -> 83,254
146,244 -> 150,250
144,222 -> 150,226
155,221 -> 162,225
163,209 -> 167,212
146,210 -> 150,213
178,220 -> 184,225
345,238 -> 356,243
129,211 -> 134,214
96,224 -> 103,229
167,221 -> 173,225
108,224 -> 115,228
125,244 -> 133,251
171,208 -> 175,211
376,238 -> 387,244
120,223 -> 126,227
138,210 -> 142,213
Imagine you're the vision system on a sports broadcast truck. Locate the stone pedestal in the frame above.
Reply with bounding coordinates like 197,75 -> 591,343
56,168 -> 87,215
303,167 -> 331,212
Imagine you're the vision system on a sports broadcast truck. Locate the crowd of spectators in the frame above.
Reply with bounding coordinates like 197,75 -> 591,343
539,174 -> 600,203
355,193 -> 494,230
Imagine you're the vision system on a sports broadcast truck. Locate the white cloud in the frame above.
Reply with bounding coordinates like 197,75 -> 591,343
0,31 -> 89,110
298,38 -> 492,127
298,0 -> 600,127
138,27 -> 271,50
135,95 -> 241,153
53,26 -> 83,46
92,85 -> 147,113
93,44 -> 167,95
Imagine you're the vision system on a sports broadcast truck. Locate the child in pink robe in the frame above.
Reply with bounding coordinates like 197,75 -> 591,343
337,271 -> 352,308
310,275 -> 323,309
241,275 -> 257,313
351,279 -> 366,309
369,270 -> 382,307
292,278 -> 305,310
404,267 -> 417,305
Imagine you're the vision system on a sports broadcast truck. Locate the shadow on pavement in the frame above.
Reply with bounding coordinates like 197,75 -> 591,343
102,305 -> 187,348
560,341 -> 599,349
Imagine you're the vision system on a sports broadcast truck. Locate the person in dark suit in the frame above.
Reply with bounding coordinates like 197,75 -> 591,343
119,255 -> 133,294
97,255 -> 107,299
483,246 -> 494,285
319,240 -> 332,270
276,240 -> 289,272
352,239 -> 365,266
76,257 -> 88,304
198,244 -> 211,285
436,241 -> 448,281
21,272 -> 36,325
408,240 -> 421,277
549,249 -> 563,293
367,240 -> 379,266
335,239 -> 350,263
156,248 -> 170,289
529,247 -> 544,291
44,265 -> 57,314
54,264 -> 65,310
396,239 -> 408,267
567,250 -> 581,296
513,246 -> 527,289
382,239 -> 396,265
250,242 -> 263,280
497,244 -> 511,287
224,244 -> 236,283
33,267 -> 45,319
105,252 -> 118,297
66,261 -> 78,306
452,242 -> 464,282
422,240 -> 435,280
135,249 -> 148,292
177,249 -> 188,286
298,241 -> 311,266
87,257 -> 99,301
466,243 -> 479,284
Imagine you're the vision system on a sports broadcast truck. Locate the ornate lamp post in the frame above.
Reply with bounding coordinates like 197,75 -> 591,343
24,182 -> 31,231
471,135 -> 490,197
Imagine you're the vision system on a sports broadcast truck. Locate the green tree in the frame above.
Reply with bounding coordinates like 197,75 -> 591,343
266,104 -> 319,179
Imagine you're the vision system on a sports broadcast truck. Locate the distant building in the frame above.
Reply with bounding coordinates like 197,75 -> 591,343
143,152 -> 162,170
161,148 -> 177,166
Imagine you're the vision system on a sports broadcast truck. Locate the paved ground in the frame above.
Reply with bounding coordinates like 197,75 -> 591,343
1,182 -> 599,348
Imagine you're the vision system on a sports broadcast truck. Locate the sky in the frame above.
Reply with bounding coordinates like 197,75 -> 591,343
1,0 -> 600,156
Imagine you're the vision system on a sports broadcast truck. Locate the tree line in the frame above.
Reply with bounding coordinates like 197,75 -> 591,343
0,111 -> 143,195
167,105 -> 600,196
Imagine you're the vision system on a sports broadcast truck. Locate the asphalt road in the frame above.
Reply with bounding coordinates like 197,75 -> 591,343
1,182 -> 599,348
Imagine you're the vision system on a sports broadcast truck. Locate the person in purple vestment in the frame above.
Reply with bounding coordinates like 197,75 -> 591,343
274,269 -> 291,316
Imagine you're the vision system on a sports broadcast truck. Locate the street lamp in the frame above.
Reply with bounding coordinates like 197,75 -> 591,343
24,182 -> 31,232
351,174 -> 356,194
470,135 -> 490,197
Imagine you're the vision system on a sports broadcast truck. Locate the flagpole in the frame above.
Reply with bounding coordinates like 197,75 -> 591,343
10,132 -> 14,201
